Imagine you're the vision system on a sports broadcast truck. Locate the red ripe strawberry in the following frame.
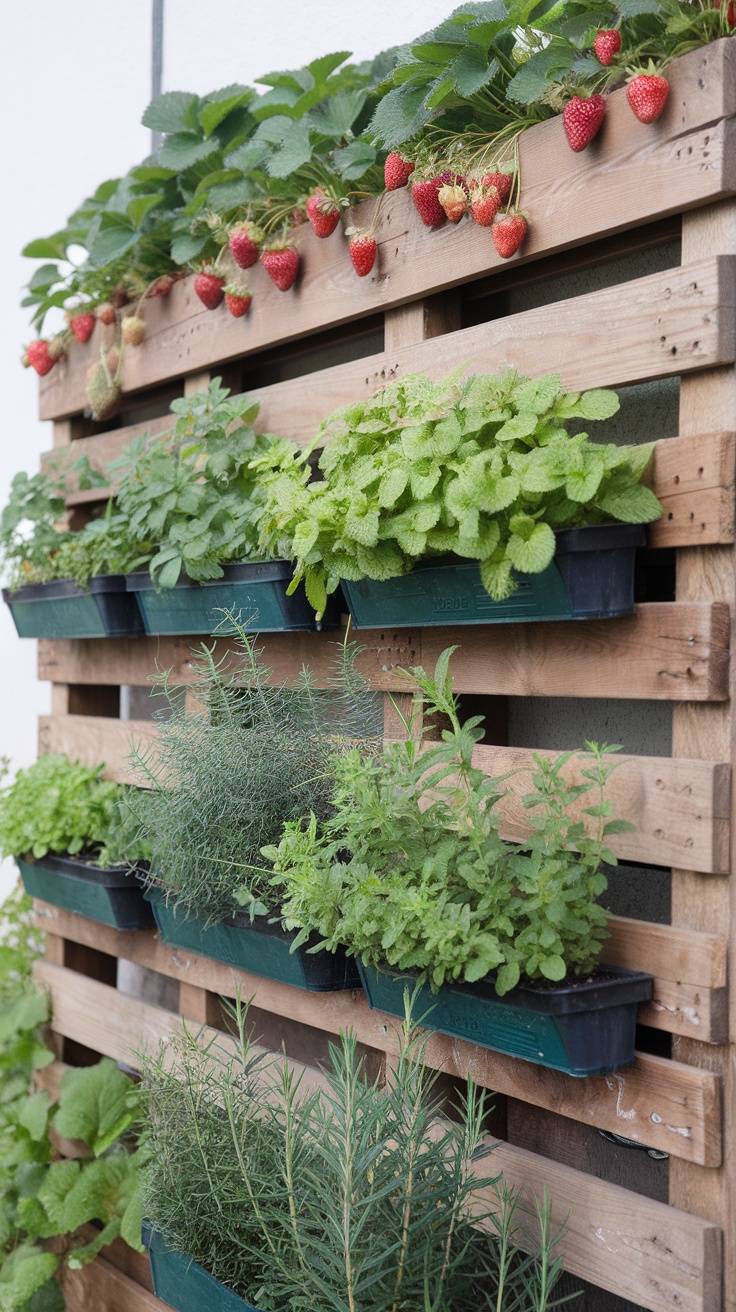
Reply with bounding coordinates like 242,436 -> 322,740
438,184 -> 467,223
728,0 -> 736,24
228,223 -> 261,269
563,94 -> 606,152
411,179 -> 447,228
225,288 -> 252,318
480,172 -> 513,203
348,234 -> 377,277
261,245 -> 299,292
593,29 -> 621,65
194,271 -> 225,310
306,191 -> 341,238
384,152 -> 415,190
96,302 -> 115,325
626,73 -> 669,123
27,340 -> 56,376
470,185 -> 501,227
492,214 -> 528,260
69,312 -> 96,344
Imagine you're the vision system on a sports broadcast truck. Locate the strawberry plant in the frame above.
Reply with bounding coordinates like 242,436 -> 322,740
265,648 -> 631,995
256,368 -> 661,617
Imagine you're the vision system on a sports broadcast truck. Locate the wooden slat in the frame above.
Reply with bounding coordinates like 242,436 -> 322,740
647,431 -> 736,548
60,1257 -> 166,1312
39,713 -> 729,875
36,601 -> 731,702
33,957 -> 721,1165
36,42 -> 736,421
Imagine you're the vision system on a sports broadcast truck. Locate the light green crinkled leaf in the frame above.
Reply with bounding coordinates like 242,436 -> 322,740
378,466 -> 409,508
495,413 -> 539,443
575,389 -> 620,421
0,1246 -> 58,1311
506,522 -> 556,574
54,1058 -> 136,1157
595,483 -> 662,523
18,1092 -> 51,1143
510,374 -> 561,415
495,961 -> 521,995
120,1186 -> 146,1253
345,507 -> 380,547
0,994 -> 49,1046
566,458 -> 604,503
304,568 -> 328,618
480,556 -> 516,601
539,954 -> 567,981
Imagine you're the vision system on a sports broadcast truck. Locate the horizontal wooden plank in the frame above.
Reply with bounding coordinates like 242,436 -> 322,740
60,1256 -> 166,1312
38,973 -> 722,1312
40,713 -> 730,876
36,602 -> 731,702
646,430 -> 736,548
246,256 -> 736,442
36,42 -> 736,422
33,956 -> 722,1165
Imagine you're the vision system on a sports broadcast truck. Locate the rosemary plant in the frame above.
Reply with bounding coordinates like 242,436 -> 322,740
131,621 -> 381,925
141,997 -> 567,1311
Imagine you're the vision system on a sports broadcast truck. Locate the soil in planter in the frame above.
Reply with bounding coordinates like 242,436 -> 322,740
358,960 -> 652,1077
16,853 -> 154,930
145,887 -> 359,991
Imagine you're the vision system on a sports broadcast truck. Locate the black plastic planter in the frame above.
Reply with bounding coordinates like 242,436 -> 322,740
143,1224 -> 261,1312
146,887 -> 359,991
340,523 -> 647,628
358,960 -> 653,1076
3,574 -> 144,639
126,561 -> 336,636
16,853 -> 154,930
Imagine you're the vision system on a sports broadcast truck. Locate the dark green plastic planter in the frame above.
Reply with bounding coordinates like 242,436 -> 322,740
143,1224 -> 260,1312
341,524 -> 647,628
16,853 -> 154,930
126,561 -> 335,636
3,575 -> 143,639
146,888 -> 359,991
357,960 -> 652,1077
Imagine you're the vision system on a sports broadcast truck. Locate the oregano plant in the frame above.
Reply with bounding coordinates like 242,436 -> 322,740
256,368 -> 661,616
264,646 -> 632,995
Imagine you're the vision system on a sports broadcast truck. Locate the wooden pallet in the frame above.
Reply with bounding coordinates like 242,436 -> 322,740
26,40 -> 736,1311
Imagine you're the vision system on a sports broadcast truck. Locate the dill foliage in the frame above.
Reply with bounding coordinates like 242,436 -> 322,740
141,998 -> 566,1312
131,620 -> 381,925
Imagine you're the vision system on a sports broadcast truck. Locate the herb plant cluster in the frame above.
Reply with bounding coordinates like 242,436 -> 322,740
257,368 -> 661,614
0,886 -> 144,1311
141,997 -> 566,1311
21,0 -> 735,381
0,755 -> 147,869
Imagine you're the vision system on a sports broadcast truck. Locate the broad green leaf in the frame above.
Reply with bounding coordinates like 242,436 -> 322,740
198,85 -> 252,137
576,388 -> 620,420
157,133 -> 214,170
506,521 -> 556,573
595,483 -> 662,523
54,1058 -> 136,1156
126,193 -> 164,228
452,45 -> 498,96
142,90 -> 200,134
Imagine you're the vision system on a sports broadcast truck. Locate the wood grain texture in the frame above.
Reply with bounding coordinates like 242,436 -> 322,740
36,41 -> 736,421
60,1256 -> 166,1312
33,958 -> 721,1165
36,601 -> 731,701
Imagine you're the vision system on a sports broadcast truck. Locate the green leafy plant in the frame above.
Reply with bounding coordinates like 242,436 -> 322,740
0,886 -> 144,1310
141,995 -> 566,1311
110,378 -> 296,589
0,755 -> 146,869
131,622 -> 381,926
265,647 -> 631,996
257,368 -> 661,615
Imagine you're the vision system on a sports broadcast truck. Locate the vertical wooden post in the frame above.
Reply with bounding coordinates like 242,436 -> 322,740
670,199 -> 736,1307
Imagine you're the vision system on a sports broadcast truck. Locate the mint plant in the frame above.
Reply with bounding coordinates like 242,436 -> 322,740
257,368 -> 661,616
265,647 -> 631,995
0,755 -> 145,868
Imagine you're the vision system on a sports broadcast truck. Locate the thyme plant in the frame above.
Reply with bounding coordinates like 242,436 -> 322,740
131,622 -> 381,925
265,647 -> 632,995
141,997 -> 567,1311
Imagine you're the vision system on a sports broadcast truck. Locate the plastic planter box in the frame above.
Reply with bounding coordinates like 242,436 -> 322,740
126,561 -> 334,636
16,853 -> 154,930
357,960 -> 653,1077
143,1224 -> 260,1312
146,888 -> 359,991
341,524 -> 647,628
3,575 -> 144,639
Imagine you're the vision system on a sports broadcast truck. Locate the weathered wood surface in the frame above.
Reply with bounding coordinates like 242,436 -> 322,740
32,957 -> 722,1166
36,601 -> 731,701
60,1257 -> 165,1312
37,41 -> 736,421
37,713 -> 730,876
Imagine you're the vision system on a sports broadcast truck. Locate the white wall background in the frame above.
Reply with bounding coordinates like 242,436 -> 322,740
0,1 -> 453,899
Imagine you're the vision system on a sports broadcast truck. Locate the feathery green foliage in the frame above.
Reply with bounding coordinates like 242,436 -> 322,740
131,621 -> 382,925
256,369 -> 660,616
266,647 -> 630,994
141,996 -> 568,1311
